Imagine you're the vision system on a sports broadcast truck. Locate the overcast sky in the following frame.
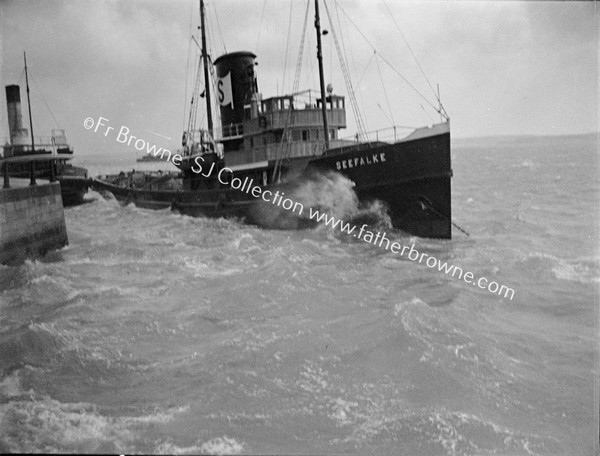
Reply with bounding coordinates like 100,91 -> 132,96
0,0 -> 597,160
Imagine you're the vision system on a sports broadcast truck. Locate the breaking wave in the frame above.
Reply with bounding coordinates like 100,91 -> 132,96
248,170 -> 390,230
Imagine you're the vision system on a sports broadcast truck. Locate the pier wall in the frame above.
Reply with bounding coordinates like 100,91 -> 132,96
0,182 -> 68,265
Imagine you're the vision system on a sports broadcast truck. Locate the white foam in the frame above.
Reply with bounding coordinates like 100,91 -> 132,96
529,252 -> 600,283
199,436 -> 244,455
0,370 -> 21,398
330,397 -> 359,425
0,397 -> 190,453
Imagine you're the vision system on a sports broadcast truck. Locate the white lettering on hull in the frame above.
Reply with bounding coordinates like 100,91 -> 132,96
335,152 -> 386,171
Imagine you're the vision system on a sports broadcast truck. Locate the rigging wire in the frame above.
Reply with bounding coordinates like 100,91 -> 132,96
377,102 -> 393,126
374,52 -> 395,127
209,0 -> 227,55
187,0 -> 222,137
28,72 -> 61,129
333,0 -> 369,134
328,20 -> 333,79
186,2 -> 201,134
305,28 -> 317,90
332,0 -> 442,117
207,3 -> 227,137
281,0 -> 295,94
19,74 -> 39,141
183,0 -> 194,132
187,37 -> 202,133
357,50 -> 375,87
0,111 -> 5,140
205,2 -> 223,134
198,2 -> 220,137
382,0 -> 439,104
292,0 -> 310,97
323,0 -> 367,141
206,4 -> 217,55
195,38 -> 207,131
255,0 -> 268,56
274,0 -> 310,181
420,104 -> 435,124
300,0 -> 317,93
210,58 -> 222,140
332,1 -> 353,92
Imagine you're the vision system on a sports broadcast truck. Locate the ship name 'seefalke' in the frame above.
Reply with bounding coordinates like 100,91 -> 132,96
336,152 -> 386,170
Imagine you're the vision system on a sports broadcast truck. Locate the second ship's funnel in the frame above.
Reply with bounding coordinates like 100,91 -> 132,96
5,85 -> 30,146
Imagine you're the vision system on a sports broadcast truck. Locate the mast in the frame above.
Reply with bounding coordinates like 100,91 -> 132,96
314,0 -> 329,150
200,0 -> 213,136
23,52 -> 35,153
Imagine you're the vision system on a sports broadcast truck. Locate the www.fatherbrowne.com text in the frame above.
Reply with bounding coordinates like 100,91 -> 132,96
190,156 -> 515,300
309,214 -> 515,300
84,116 -> 514,300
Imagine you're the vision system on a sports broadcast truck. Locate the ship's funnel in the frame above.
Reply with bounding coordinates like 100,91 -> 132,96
213,51 -> 257,131
5,85 -> 29,146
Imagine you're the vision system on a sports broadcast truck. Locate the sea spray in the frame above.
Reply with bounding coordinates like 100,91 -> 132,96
247,170 -> 360,229
247,170 -> 393,233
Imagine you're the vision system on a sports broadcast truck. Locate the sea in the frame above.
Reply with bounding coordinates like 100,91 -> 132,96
0,134 -> 597,455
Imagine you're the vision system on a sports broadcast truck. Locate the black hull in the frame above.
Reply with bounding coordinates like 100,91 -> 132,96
58,176 -> 89,206
93,127 -> 452,238
3,161 -> 89,207
311,129 -> 452,238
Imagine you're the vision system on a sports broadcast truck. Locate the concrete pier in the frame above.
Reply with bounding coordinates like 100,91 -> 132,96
0,180 -> 68,265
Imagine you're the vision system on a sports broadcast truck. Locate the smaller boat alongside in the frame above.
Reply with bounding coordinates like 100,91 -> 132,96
136,154 -> 169,163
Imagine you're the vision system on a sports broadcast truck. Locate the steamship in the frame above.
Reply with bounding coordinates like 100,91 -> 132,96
136,154 -> 168,163
2,57 -> 88,206
93,0 -> 452,238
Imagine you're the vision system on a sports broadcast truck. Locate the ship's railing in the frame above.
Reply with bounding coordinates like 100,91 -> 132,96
181,129 -> 220,158
0,130 -> 70,147
0,153 -> 68,188
224,139 -> 352,167
2,144 -> 73,158
224,141 -> 319,166
220,123 -> 244,139
339,123 -> 449,144
339,125 -> 418,144
1,136 -> 73,153
263,108 -> 346,130
243,109 -> 346,136
217,108 -> 346,140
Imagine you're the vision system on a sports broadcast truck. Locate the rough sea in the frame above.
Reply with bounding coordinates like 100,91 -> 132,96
0,134 -> 597,455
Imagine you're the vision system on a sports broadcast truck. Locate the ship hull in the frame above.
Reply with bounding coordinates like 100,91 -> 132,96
93,125 -> 452,238
58,176 -> 89,206
310,127 -> 452,238
3,160 -> 89,207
